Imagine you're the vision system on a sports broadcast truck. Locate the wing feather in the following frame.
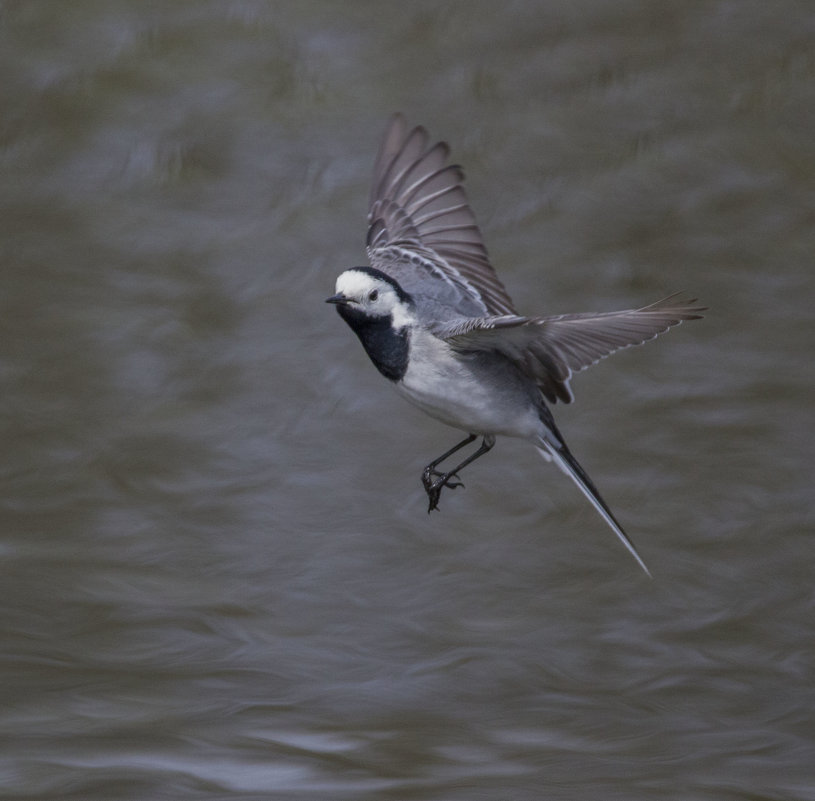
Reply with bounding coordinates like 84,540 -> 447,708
437,294 -> 706,403
364,115 -> 705,376
367,114 -> 515,317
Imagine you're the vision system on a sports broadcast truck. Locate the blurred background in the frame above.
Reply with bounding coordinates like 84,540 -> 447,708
1,2 -> 813,799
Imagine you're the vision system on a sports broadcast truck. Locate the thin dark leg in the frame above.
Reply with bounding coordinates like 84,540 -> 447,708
422,434 -> 495,513
421,434 -> 476,510
425,434 -> 478,473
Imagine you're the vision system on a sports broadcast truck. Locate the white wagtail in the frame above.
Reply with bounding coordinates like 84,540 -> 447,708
327,114 -> 704,575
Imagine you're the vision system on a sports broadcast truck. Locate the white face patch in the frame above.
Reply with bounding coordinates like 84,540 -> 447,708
335,269 -> 415,328
335,269 -> 380,299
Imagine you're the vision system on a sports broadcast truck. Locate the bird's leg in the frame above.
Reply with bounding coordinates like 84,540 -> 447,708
423,434 -> 477,480
423,434 -> 495,513
422,433 -> 475,497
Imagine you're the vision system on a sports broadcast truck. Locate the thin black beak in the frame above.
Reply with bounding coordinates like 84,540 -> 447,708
325,293 -> 348,305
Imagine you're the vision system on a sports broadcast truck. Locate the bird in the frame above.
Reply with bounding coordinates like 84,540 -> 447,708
326,114 -> 704,576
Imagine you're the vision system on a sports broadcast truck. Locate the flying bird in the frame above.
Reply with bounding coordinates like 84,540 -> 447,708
327,114 -> 704,575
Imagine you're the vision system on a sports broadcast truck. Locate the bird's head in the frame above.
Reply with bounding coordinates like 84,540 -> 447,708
326,267 -> 413,327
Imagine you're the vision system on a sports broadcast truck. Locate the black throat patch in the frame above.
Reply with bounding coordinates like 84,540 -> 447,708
336,305 -> 409,382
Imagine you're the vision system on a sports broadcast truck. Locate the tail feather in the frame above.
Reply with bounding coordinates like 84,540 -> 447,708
537,442 -> 652,577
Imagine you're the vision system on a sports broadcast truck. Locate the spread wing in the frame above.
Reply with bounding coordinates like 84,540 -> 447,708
436,294 -> 706,403
366,113 -> 516,318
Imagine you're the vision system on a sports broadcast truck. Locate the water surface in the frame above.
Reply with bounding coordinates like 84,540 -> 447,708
1,2 -> 814,799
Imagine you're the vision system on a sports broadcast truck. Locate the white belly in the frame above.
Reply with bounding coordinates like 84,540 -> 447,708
395,330 -> 542,440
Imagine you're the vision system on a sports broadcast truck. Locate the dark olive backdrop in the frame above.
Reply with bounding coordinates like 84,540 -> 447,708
1,2 -> 813,799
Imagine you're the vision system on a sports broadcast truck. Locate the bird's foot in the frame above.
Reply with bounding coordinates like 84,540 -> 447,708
422,467 -> 464,513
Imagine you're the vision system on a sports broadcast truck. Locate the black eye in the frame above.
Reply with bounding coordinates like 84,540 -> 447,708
368,289 -> 378,302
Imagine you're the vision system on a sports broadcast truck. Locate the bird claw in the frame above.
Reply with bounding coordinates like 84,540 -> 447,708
422,468 -> 464,513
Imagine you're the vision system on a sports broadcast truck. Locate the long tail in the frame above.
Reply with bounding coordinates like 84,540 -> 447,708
537,440 -> 652,578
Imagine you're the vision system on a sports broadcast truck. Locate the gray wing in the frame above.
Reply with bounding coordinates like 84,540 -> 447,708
436,294 -> 706,403
367,113 -> 516,318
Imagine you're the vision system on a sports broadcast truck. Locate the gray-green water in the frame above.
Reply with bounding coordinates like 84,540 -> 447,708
2,2 -> 814,798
